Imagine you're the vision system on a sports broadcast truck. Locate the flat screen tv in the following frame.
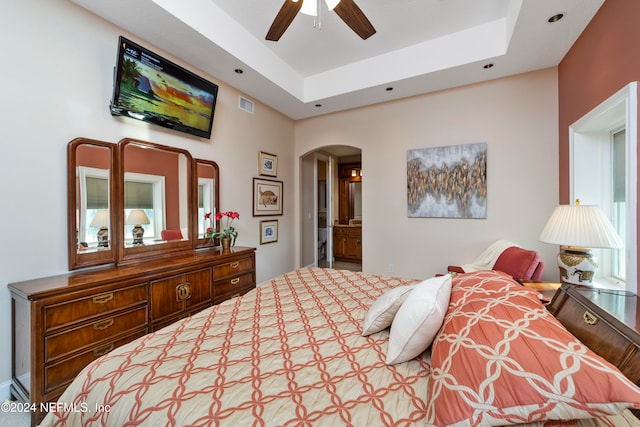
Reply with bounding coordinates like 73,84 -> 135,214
110,36 -> 218,139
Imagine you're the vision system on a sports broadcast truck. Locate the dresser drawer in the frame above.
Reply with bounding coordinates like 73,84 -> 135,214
44,306 -> 147,363
214,273 -> 254,303
44,283 -> 147,332
551,291 -> 640,381
150,268 -> 212,321
334,227 -> 348,236
213,257 -> 253,280
43,328 -> 147,396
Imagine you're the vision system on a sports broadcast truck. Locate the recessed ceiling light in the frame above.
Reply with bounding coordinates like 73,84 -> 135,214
234,68 -> 244,74
386,87 -> 394,91
483,63 -> 494,69
548,13 -> 564,23
315,104 -> 322,108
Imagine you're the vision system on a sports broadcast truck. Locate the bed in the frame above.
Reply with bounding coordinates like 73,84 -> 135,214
41,268 -> 640,426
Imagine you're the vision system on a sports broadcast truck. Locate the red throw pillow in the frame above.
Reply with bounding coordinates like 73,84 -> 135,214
492,246 -> 539,280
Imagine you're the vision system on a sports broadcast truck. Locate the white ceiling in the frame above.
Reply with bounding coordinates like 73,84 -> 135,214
71,0 -> 604,120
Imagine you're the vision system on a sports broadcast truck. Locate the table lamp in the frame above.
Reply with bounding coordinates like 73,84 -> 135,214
89,209 -> 110,248
125,209 -> 150,245
539,200 -> 623,286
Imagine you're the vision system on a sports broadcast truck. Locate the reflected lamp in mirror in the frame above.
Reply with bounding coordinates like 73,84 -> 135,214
89,209 -> 110,248
126,209 -> 150,245
539,201 -> 623,286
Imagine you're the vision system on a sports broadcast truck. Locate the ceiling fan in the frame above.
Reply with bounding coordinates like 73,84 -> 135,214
266,0 -> 376,41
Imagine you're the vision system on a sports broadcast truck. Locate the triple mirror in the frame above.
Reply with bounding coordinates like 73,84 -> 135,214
68,137 -> 219,270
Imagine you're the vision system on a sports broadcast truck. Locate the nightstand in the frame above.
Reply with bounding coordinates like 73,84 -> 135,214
547,284 -> 640,418
520,280 -> 561,301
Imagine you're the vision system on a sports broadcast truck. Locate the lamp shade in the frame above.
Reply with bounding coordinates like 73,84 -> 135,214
89,209 -> 110,227
125,209 -> 150,226
539,204 -> 623,249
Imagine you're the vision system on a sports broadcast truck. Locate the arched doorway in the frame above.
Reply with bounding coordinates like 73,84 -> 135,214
300,145 -> 362,270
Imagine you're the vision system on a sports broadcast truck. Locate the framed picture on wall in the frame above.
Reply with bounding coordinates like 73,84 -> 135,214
253,178 -> 283,216
407,142 -> 487,219
258,151 -> 278,177
260,220 -> 278,244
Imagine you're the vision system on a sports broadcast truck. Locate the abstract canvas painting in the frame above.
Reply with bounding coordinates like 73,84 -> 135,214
407,142 -> 487,218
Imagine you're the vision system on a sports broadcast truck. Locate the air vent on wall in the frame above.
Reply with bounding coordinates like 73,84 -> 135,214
238,96 -> 254,114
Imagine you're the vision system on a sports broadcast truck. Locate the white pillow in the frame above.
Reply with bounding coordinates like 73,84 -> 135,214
386,275 -> 452,365
361,285 -> 414,336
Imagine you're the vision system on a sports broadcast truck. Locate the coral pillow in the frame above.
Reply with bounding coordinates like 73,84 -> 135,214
361,285 -> 415,336
426,270 -> 640,426
386,275 -> 452,365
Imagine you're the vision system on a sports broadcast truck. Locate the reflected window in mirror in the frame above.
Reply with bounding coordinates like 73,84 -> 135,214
195,159 -> 220,248
123,173 -> 164,245
121,140 -> 191,252
68,138 -> 117,270
77,167 -> 110,248
198,177 -> 215,238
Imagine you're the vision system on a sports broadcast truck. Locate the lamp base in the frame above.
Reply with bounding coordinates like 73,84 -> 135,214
131,225 -> 145,245
558,247 -> 598,286
96,227 -> 109,248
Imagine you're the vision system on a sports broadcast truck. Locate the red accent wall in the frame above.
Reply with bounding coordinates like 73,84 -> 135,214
559,0 -> 640,291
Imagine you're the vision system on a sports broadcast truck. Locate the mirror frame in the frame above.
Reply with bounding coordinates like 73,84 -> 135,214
193,159 -> 221,249
67,138 -> 118,270
117,138 -> 194,264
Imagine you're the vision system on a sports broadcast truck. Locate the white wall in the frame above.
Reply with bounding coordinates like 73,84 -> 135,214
0,0 -> 295,399
294,68 -> 560,281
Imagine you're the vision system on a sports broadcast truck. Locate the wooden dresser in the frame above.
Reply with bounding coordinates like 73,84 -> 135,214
547,284 -> 640,417
9,246 -> 255,425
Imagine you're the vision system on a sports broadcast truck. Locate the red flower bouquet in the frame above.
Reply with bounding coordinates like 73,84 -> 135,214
204,211 -> 239,246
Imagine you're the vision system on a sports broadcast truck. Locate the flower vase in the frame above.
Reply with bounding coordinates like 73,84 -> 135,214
221,237 -> 231,251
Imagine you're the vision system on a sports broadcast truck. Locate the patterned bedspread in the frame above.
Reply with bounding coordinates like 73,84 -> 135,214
41,268 -> 640,427
42,268 -> 428,426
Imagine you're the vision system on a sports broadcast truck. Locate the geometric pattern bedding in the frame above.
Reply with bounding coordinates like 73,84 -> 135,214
427,271 -> 640,427
41,268 -> 428,426
40,268 -> 640,427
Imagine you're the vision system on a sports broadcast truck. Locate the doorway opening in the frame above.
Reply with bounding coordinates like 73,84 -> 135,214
300,146 -> 362,272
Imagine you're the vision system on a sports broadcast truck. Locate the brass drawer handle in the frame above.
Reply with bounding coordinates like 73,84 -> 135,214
93,318 -> 114,331
93,343 -> 114,357
92,293 -> 114,305
176,283 -> 192,302
583,311 -> 598,325
230,278 -> 240,285
230,262 -> 240,269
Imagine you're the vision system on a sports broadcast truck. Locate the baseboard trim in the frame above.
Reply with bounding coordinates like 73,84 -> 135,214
0,379 -> 13,401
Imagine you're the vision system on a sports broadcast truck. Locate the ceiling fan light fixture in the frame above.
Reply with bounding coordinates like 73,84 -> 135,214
300,0 -> 341,16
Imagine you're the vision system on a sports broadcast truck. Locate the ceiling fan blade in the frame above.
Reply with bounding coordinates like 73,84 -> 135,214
266,0 -> 303,41
333,0 -> 376,40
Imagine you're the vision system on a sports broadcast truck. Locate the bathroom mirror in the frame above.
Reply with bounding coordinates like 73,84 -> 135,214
67,138 -> 117,270
194,159 -> 220,248
338,162 -> 362,224
118,138 -> 193,263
